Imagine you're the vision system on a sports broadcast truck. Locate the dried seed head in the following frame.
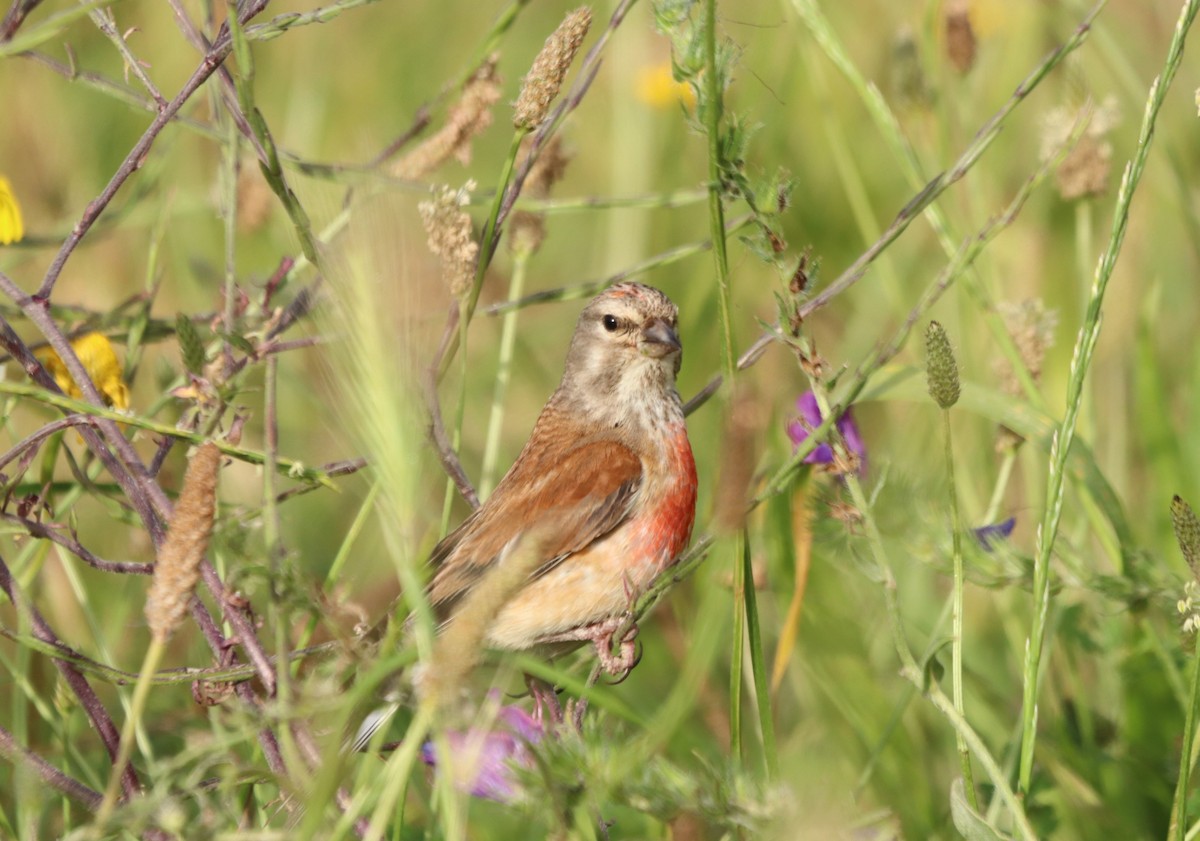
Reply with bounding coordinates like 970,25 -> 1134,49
419,183 -> 479,297
944,1 -> 976,74
1041,97 -> 1120,201
924,321 -> 960,410
513,7 -> 592,130
146,443 -> 221,641
994,299 -> 1057,396
507,210 -> 546,257
507,136 -> 572,257
524,135 -> 571,198
394,57 -> 502,180
1173,496 -> 1200,583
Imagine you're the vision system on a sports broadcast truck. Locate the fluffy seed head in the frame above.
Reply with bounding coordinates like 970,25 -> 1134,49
1041,97 -> 1120,201
925,321 -> 960,409
994,299 -> 1057,397
146,443 -> 221,641
394,57 -> 502,179
508,136 -> 572,257
513,7 -> 592,130
419,183 -> 479,297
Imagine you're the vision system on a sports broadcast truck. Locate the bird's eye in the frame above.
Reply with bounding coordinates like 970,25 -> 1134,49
602,314 -> 619,332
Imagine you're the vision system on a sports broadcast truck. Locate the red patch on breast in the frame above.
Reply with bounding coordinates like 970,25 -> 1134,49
655,427 -> 698,564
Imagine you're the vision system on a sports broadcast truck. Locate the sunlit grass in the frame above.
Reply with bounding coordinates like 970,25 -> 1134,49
1,0 -> 1200,838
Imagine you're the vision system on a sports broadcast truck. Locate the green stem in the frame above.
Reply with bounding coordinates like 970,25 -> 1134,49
1170,640 -> 1200,841
944,411 -> 977,808
1018,0 -> 1200,794
729,530 -> 745,765
479,248 -> 529,497
96,637 -> 165,826
703,0 -> 734,381
742,530 -> 778,779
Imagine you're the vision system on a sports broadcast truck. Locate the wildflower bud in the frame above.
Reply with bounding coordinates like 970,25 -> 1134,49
944,1 -> 976,74
176,313 -> 207,376
145,443 -> 221,642
924,320 -> 960,410
513,7 -> 592,130
1172,495 -> 1200,583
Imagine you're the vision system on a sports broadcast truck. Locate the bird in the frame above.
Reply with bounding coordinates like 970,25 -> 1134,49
428,280 -> 698,676
353,282 -> 697,747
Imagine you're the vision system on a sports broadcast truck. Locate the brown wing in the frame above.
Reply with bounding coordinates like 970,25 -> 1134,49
425,438 -> 642,621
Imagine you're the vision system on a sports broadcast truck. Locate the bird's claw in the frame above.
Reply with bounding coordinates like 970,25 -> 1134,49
590,614 -> 640,682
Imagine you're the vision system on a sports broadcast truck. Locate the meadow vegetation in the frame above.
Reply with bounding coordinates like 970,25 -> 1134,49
2,0 -> 1200,838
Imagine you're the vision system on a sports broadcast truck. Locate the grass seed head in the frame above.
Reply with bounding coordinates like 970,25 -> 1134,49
419,183 -> 479,297
394,56 -> 502,179
513,7 -> 592,130
925,321 -> 960,410
145,443 -> 221,642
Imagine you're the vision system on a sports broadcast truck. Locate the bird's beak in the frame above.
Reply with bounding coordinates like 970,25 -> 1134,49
640,319 -> 681,357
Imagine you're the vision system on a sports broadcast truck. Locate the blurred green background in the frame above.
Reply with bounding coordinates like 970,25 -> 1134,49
3,0 -> 1200,837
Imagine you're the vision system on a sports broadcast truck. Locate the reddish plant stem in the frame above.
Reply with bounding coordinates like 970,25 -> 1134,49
0,553 -> 140,798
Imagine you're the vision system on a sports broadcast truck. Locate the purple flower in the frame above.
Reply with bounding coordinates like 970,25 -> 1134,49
972,517 -> 1016,551
787,391 -> 866,472
421,703 -> 543,803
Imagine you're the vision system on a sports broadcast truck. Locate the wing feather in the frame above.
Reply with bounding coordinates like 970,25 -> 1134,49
426,437 -> 641,620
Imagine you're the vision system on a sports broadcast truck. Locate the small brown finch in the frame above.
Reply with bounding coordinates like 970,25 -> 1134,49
353,283 -> 696,748
428,281 -> 698,677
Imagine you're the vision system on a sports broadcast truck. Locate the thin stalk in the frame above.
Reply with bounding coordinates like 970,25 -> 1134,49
729,531 -> 745,765
95,637 -> 165,826
479,248 -> 530,497
1018,0 -> 1200,794
742,530 -> 778,779
1170,640 -> 1200,840
943,411 -> 977,808
983,447 -> 1018,524
703,0 -> 734,381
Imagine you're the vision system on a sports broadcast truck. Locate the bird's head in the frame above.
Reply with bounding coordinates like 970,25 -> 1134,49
560,283 -> 683,423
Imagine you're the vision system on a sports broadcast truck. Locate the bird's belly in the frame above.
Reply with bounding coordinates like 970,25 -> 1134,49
483,526 -> 665,651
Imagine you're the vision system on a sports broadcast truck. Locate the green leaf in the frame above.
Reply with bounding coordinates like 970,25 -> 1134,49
951,777 -> 1012,840
218,331 -> 258,359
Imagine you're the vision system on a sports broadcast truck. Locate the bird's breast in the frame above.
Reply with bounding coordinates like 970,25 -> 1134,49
628,422 -> 698,571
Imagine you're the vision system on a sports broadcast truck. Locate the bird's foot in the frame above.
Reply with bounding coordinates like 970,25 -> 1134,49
525,674 -> 563,725
587,615 -> 642,683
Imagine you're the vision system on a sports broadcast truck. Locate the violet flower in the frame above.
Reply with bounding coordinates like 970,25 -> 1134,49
421,703 -> 543,803
787,391 -> 867,473
972,517 -> 1016,551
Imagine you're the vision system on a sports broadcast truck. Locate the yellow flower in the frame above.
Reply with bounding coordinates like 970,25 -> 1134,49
36,333 -> 131,409
0,176 -> 24,245
635,63 -> 696,110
